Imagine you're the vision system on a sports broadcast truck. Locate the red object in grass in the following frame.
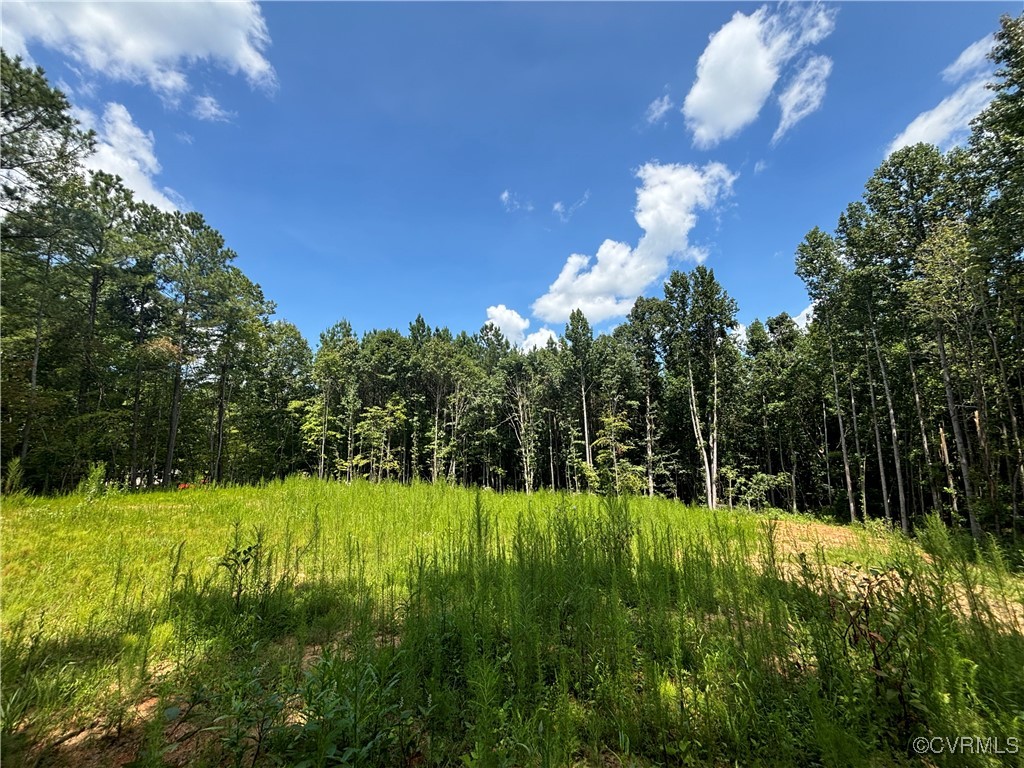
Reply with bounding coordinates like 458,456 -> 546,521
177,483 -> 192,490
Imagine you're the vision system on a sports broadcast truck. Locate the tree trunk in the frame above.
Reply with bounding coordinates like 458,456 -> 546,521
710,354 -> 719,510
866,353 -> 892,524
213,357 -> 230,483
21,252 -> 52,461
319,382 -> 330,480
906,342 -> 942,514
164,363 -> 183,484
849,380 -> 868,521
937,326 -> 981,539
870,321 -> 908,533
78,266 -> 103,415
645,388 -> 655,497
822,399 -> 833,505
581,375 -> 592,469
129,362 -> 143,488
828,334 -> 857,522
687,360 -> 714,508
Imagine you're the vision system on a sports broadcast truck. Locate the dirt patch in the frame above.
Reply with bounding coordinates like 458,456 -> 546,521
765,518 -> 867,558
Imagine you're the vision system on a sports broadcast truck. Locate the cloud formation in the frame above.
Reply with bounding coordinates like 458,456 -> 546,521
552,190 -> 590,223
75,103 -> 182,211
532,162 -> 736,325
485,305 -> 556,351
645,94 -> 673,125
942,34 -> 993,83
773,55 -> 832,144
887,35 -> 995,156
2,0 -> 275,99
193,95 -> 234,123
682,3 -> 836,148
794,302 -> 814,329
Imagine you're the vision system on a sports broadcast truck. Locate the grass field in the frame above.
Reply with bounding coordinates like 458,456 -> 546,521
2,479 -> 1023,767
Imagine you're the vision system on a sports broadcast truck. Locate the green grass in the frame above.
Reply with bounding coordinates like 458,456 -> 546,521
2,478 -> 1023,767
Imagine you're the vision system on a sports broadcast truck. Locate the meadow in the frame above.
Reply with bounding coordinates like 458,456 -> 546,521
2,478 -> 1023,767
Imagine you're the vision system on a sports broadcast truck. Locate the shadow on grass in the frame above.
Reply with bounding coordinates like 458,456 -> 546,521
6,499 -> 1024,768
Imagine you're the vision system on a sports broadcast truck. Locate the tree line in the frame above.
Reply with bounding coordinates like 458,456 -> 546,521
2,14 -> 1021,538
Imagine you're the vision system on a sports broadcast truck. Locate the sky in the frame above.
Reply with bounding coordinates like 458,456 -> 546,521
3,1 -> 1017,349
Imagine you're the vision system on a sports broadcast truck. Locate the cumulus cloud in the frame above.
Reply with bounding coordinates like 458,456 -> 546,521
2,0 -> 275,99
645,94 -> 673,125
192,95 -> 234,123
75,103 -> 182,211
532,162 -> 736,325
486,305 -> 531,346
794,302 -> 815,329
773,55 -> 832,144
888,35 -> 997,156
485,305 -> 557,352
523,327 -> 558,352
682,3 -> 835,148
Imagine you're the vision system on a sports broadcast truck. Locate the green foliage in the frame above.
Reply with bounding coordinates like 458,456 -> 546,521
75,460 -> 108,499
3,480 -> 1023,766
3,456 -> 24,496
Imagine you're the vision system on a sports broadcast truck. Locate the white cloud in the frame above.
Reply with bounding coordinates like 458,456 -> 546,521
532,161 -> 736,325
888,35 -> 998,156
773,54 -> 832,144
500,189 -> 533,213
754,160 -> 768,174
645,94 -> 673,125
732,322 -> 748,346
484,305 -> 557,352
887,78 -> 991,156
552,190 -> 590,223
522,327 -> 557,352
2,0 -> 275,99
794,302 -> 814,329
942,35 -> 993,83
485,304 -> 530,346
75,103 -> 181,211
192,95 -> 234,123
682,3 -> 836,149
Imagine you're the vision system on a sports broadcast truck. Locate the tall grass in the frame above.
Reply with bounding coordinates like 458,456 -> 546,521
2,479 -> 1022,766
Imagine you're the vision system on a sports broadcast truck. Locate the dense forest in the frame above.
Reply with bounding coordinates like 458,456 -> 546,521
2,14 -> 1022,539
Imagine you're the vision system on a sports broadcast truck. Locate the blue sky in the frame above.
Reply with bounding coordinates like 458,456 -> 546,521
4,2 -> 1017,348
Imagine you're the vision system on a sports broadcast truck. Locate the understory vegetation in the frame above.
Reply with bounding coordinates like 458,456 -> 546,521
3,479 -> 1022,767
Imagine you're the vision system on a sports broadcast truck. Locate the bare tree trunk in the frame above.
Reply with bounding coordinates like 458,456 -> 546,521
907,343 -> 942,513
319,382 -> 330,480
710,356 -> 719,510
828,335 -> 857,522
645,388 -> 655,497
687,360 -> 714,508
164,363 -> 183,484
822,399 -> 833,504
581,376 -> 592,469
866,353 -> 892,524
939,423 -> 959,524
937,326 -> 981,539
213,357 -> 230,483
549,413 -> 557,490
849,381 -> 868,521
870,322 -> 908,533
